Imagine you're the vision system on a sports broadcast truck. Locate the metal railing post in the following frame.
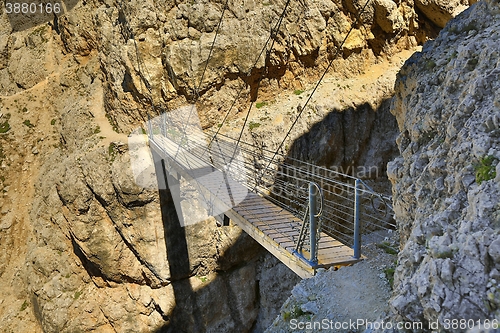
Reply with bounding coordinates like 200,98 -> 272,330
309,182 -> 317,263
353,179 -> 361,259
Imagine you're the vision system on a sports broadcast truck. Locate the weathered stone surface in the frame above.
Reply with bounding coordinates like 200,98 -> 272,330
415,0 -> 470,28
0,0 -> 472,331
374,0 -> 405,34
389,0 -> 500,328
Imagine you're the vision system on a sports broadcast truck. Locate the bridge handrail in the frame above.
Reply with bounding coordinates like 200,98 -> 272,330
147,118 -> 396,261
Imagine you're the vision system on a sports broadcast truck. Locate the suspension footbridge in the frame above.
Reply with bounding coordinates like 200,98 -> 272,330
145,110 -> 394,278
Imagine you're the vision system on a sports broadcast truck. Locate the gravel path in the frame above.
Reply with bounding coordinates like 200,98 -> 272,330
265,231 -> 398,333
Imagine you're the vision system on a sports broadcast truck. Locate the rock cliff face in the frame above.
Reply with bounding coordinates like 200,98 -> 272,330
388,0 -> 500,327
0,0 -> 474,332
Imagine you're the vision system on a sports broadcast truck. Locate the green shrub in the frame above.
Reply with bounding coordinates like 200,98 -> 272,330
255,101 -> 268,109
248,121 -> 261,130
0,121 -> 10,133
384,267 -> 395,288
425,60 -> 436,70
377,241 -> 398,255
20,300 -> 29,311
108,143 -> 118,162
293,89 -> 304,95
282,305 -> 305,321
105,113 -> 119,132
23,120 -> 35,128
51,119 -> 56,125
462,20 -> 478,33
475,155 -> 498,185
467,57 -> 479,71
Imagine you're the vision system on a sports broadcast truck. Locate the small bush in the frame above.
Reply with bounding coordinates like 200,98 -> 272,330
248,121 -> 261,131
377,242 -> 398,255
0,121 -> 10,133
74,291 -> 82,300
467,57 -> 479,71
255,101 -> 268,109
108,143 -> 118,162
293,89 -> 304,95
384,267 -> 395,288
282,305 -> 305,321
425,60 -> 436,70
20,300 -> 29,311
23,120 -> 35,128
105,113 -> 119,132
475,155 -> 498,185
51,119 -> 56,125
462,20 -> 478,33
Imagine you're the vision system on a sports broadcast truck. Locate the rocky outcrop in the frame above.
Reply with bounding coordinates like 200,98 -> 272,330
415,0 -> 471,28
388,0 -> 500,328
0,0 -> 473,332
90,0 -> 472,132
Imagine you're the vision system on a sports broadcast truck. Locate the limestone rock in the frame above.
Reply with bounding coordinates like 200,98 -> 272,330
415,0 -> 470,28
0,0 -> 472,331
389,0 -> 500,327
374,0 -> 405,34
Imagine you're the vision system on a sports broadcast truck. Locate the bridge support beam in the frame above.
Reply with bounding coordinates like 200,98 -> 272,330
215,214 -> 230,227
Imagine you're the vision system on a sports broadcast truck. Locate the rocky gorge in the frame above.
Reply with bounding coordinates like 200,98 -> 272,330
0,0 -> 491,332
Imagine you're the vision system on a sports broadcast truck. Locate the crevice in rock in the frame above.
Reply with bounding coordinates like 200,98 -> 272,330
98,305 -> 119,333
152,299 -> 170,322
69,233 -> 108,282
84,182 -> 108,208
52,14 -> 60,35
109,215 -> 166,286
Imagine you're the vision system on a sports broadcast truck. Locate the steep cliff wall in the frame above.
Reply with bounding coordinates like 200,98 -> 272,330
388,0 -> 500,327
0,0 -> 474,332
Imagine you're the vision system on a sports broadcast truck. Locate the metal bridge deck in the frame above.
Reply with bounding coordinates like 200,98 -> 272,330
149,135 -> 362,278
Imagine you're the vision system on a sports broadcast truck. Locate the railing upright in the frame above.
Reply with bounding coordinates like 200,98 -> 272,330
353,179 -> 361,259
309,182 -> 318,263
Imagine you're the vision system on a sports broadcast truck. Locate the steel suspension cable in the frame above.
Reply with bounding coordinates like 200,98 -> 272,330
206,0 -> 293,152
229,0 -> 293,160
173,0 -> 229,160
254,0 -> 373,192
